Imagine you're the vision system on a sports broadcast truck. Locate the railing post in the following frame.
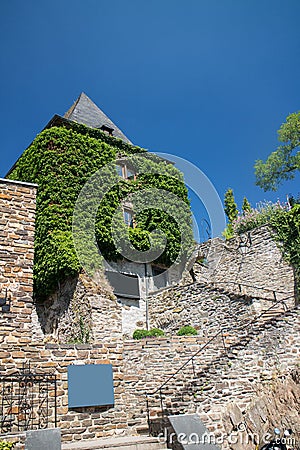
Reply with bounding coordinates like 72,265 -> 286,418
54,374 -> 57,428
221,331 -> 227,354
160,388 -> 164,417
146,395 -> 151,436
191,357 -> 196,378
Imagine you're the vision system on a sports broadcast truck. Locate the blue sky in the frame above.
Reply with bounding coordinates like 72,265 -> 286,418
1,0 -> 299,237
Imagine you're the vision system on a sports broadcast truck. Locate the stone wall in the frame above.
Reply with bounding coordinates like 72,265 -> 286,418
0,179 -> 129,446
1,178 -> 299,449
191,226 -> 295,301
148,280 -> 293,338
0,341 -> 128,446
33,271 -> 122,344
148,283 -> 255,336
0,178 -> 37,343
123,306 -> 300,448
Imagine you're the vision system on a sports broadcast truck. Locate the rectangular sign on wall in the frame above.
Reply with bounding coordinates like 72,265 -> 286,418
68,364 -> 114,408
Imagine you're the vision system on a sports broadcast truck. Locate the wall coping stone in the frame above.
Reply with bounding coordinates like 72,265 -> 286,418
0,177 -> 38,188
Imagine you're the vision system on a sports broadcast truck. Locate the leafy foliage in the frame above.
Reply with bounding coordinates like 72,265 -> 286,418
223,188 -> 238,239
224,188 -> 238,223
8,124 -> 193,299
242,197 -> 251,214
177,325 -> 198,336
148,327 -> 165,337
233,201 -> 289,235
255,112 -> 300,191
132,328 -> 165,339
0,442 -> 15,450
270,204 -> 300,303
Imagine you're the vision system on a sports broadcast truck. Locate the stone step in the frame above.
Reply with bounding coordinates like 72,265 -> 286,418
62,435 -> 167,450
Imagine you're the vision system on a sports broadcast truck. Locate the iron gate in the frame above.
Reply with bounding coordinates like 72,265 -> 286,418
0,363 -> 57,432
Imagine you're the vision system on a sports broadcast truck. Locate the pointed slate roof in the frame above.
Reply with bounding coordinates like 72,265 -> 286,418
64,92 -> 132,143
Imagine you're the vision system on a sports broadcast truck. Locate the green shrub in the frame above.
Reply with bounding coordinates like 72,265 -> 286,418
177,325 -> 198,336
232,201 -> 289,235
149,328 -> 165,337
0,441 -> 15,450
133,329 -> 150,340
133,328 -> 165,339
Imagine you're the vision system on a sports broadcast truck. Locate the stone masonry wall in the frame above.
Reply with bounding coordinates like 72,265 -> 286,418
0,341 -> 128,446
148,281 -> 292,338
0,179 -> 129,446
1,178 -> 298,449
33,271 -> 122,344
123,306 -> 300,448
191,226 -> 295,301
149,283 -> 256,336
0,178 -> 37,344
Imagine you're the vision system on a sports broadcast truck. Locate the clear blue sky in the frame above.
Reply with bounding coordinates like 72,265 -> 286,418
1,0 -> 299,237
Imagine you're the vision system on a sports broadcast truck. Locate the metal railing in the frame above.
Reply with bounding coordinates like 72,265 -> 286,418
208,279 -> 294,302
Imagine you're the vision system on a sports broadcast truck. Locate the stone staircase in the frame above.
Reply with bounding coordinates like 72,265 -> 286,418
62,435 -> 167,450
145,299 -> 300,443
149,279 -> 294,340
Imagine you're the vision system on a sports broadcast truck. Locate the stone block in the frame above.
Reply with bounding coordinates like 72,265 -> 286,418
25,428 -> 61,450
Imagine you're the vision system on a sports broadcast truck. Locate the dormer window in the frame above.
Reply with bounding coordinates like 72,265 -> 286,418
100,125 -> 114,135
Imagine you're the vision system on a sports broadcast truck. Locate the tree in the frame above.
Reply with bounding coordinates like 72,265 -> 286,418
242,197 -> 251,214
255,111 -> 300,191
223,188 -> 238,239
224,188 -> 238,223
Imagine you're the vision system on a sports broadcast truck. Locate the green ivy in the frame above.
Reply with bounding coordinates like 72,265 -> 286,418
270,204 -> 300,303
0,442 -> 15,450
8,124 -> 193,300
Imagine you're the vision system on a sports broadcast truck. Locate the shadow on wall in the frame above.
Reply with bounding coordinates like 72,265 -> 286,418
34,274 -> 92,343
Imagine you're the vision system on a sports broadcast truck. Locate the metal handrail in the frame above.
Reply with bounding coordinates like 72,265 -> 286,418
146,292 -> 295,432
149,279 -> 293,301
209,280 -> 293,298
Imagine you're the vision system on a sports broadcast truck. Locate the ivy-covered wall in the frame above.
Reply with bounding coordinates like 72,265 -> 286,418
8,123 -> 193,300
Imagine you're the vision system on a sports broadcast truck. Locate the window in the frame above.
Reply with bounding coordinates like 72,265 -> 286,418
116,163 -> 136,180
117,164 -> 124,178
123,209 -> 134,227
100,125 -> 114,135
126,167 -> 135,180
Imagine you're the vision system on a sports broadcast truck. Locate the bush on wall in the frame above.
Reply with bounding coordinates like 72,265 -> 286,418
133,328 -> 165,339
177,325 -> 198,336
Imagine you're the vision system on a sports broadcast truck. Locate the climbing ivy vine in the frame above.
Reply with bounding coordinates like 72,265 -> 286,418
8,124 -> 193,299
